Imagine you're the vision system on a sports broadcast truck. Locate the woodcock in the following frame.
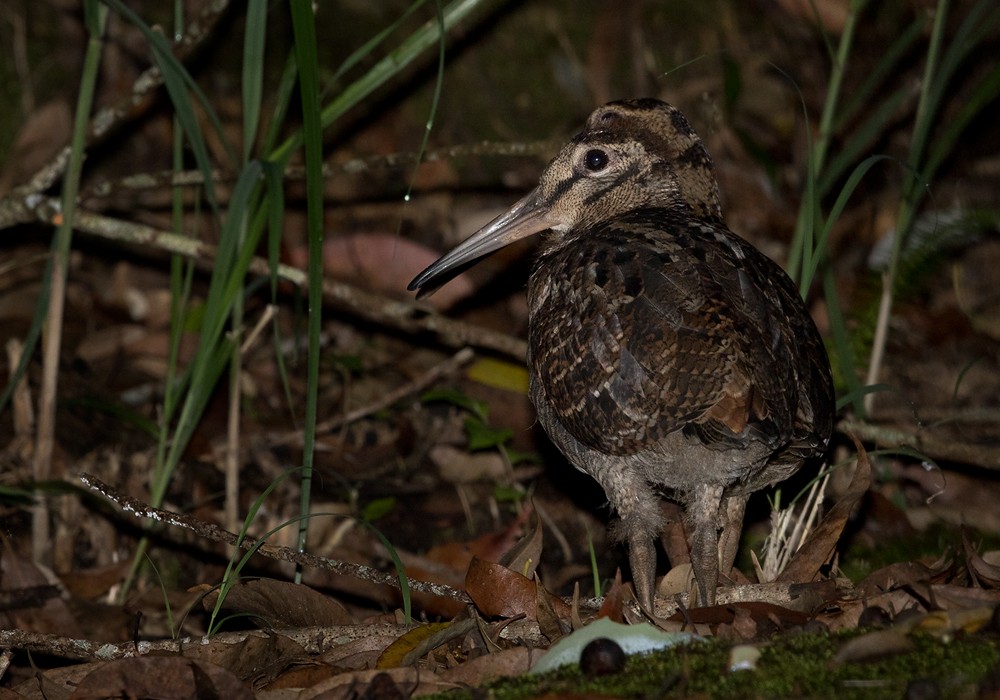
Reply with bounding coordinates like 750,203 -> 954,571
409,98 -> 834,610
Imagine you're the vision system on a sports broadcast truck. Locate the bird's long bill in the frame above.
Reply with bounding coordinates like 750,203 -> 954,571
408,189 -> 559,298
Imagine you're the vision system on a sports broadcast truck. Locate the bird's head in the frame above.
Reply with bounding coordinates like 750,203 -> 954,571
409,99 -> 722,297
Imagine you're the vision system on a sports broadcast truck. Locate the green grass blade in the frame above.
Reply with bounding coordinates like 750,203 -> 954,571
363,521 -> 412,626
400,0 -> 446,207
261,53 -> 299,157
922,65 -> 1000,190
242,0 -> 268,163
806,155 -> 895,287
156,164 -> 265,505
817,83 -> 913,196
823,267 -> 864,415
102,0 -> 237,183
288,0 -> 324,561
832,17 -> 924,134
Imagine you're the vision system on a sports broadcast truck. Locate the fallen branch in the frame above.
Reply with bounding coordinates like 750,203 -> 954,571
12,196 -> 528,360
79,473 -> 472,605
837,418 -> 1000,471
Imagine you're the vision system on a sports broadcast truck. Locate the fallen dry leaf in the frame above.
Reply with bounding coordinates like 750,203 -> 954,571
964,528 -> 1000,588
465,556 -> 571,621
183,631 -> 311,687
199,577 -> 354,628
778,438 -> 872,584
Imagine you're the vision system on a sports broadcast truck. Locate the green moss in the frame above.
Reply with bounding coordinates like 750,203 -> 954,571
427,629 -> 1000,699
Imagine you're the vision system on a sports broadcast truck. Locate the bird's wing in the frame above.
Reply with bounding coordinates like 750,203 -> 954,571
529,211 -> 809,457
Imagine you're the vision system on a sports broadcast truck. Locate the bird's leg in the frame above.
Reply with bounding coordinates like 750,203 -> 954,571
717,494 -> 748,582
626,527 -> 657,613
684,483 -> 725,606
600,470 -> 663,613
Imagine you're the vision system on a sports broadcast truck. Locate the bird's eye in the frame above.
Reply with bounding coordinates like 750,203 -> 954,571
584,149 -> 609,172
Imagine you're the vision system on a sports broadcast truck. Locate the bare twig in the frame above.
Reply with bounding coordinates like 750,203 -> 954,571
837,418 -> 1000,470
0,623 -> 408,661
82,139 -> 558,203
14,198 -> 528,360
79,473 -> 472,604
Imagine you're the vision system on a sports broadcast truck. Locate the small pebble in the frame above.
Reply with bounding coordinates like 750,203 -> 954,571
728,644 -> 761,672
802,619 -> 830,635
580,637 -> 627,677
858,605 -> 892,629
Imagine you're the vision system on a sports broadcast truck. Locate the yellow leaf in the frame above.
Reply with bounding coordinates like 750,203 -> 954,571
376,621 -> 453,669
467,358 -> 529,394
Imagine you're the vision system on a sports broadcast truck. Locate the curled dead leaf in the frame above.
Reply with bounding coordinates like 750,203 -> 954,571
778,437 -> 871,584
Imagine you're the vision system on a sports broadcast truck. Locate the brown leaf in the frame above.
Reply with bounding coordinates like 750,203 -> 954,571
857,561 -> 943,599
669,600 -> 809,630
466,557 -> 537,618
596,569 -> 625,622
184,632 -> 310,686
68,656 -> 251,700
317,629 -> 402,671
774,0 -> 850,33
0,100 -> 71,196
296,667 -> 456,699
200,578 -> 353,628
778,437 -> 871,583
424,506 -> 531,572
438,646 -> 536,686
59,562 -> 131,600
296,233 -> 476,309
465,557 -> 571,621
535,574 -> 567,642
0,536 -> 81,637
500,509 -> 543,579
964,528 -> 1000,588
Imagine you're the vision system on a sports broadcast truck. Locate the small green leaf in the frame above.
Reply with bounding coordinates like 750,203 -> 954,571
362,497 -> 397,523
493,485 -> 525,504
504,447 -> 540,466
464,417 -> 512,451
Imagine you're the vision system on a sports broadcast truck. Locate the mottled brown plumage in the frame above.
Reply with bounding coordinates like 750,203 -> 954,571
409,99 -> 834,610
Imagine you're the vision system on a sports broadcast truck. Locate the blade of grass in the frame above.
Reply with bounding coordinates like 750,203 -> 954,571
865,0 -> 950,413
288,0 -> 324,567
831,16 -> 924,134
787,0 -> 868,283
102,0 -> 237,193
400,0 -> 446,208
242,0 -> 268,164
156,163 -> 265,506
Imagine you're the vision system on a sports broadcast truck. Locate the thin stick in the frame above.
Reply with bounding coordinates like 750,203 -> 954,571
11,198 -> 527,360
79,473 -> 472,604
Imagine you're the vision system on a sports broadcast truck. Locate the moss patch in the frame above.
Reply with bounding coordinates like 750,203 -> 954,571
431,628 -> 1000,699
